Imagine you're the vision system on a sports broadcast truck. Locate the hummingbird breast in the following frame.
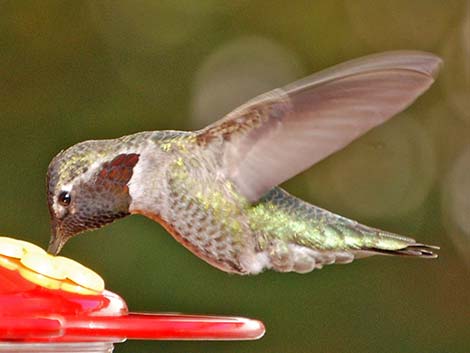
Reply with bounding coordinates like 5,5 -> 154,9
161,154 -> 253,274
129,132 -> 255,274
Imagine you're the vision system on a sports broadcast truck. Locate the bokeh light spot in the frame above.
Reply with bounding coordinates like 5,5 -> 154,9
190,36 -> 305,128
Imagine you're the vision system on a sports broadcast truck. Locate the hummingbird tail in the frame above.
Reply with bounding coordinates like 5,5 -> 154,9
246,188 -> 440,274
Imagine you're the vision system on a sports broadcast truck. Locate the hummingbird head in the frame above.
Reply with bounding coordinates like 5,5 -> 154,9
46,140 -> 140,255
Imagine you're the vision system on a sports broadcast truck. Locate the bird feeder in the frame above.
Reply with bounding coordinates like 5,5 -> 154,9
0,236 -> 265,352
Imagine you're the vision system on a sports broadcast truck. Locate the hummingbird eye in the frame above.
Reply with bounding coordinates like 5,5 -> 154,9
58,191 -> 72,207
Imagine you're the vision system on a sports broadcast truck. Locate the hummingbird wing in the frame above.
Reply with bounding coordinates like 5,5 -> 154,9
196,51 -> 441,202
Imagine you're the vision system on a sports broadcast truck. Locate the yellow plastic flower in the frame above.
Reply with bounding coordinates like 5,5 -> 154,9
0,236 -> 104,294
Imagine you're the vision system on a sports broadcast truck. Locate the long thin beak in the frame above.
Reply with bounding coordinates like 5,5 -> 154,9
47,224 -> 64,255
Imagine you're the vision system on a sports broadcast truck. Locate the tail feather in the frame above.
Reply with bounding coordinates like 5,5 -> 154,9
365,243 -> 439,259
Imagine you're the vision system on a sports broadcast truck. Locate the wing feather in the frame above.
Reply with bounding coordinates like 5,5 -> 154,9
197,51 -> 442,202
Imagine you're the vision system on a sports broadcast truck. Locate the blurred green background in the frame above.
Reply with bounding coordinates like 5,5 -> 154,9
1,1 -> 469,352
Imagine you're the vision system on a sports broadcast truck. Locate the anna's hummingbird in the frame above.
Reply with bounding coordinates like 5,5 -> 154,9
47,51 -> 441,274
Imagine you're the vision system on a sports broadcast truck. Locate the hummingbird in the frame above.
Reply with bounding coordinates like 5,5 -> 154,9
47,51 -> 441,274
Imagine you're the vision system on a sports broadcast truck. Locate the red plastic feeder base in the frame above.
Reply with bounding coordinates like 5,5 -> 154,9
0,239 -> 265,351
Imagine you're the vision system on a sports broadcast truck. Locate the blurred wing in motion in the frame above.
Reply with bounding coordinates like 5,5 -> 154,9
196,51 -> 442,202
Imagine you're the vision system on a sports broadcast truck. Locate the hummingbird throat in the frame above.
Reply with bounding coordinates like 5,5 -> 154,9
79,153 -> 141,224
97,153 -> 140,186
